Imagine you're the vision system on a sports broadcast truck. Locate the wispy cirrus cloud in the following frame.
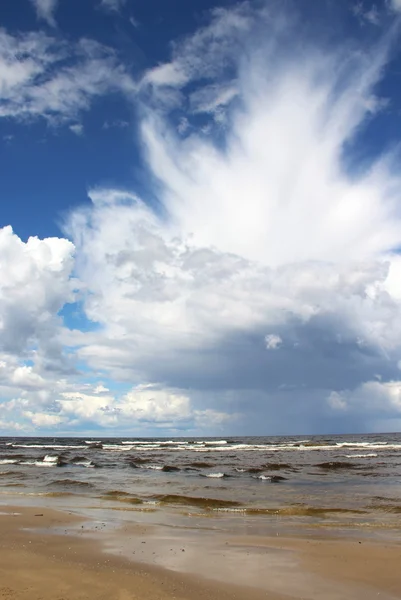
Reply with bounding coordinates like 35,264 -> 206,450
0,29 -> 136,126
29,0 -> 59,27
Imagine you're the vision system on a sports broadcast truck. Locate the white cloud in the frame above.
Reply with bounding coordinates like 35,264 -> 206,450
69,123 -> 84,136
0,418 -> 27,433
4,4 -> 401,434
23,411 -> 64,428
389,0 -> 401,12
30,0 -> 58,27
0,29 -> 136,126
144,63 -> 188,88
56,7 -> 401,434
11,366 -> 46,389
328,380 -> 401,415
140,3 -> 258,110
0,226 -> 75,356
265,334 -> 282,350
2,380 -> 234,434
189,83 -> 239,116
353,3 -> 381,25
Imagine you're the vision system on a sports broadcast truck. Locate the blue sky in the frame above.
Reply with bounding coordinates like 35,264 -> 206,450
2,0 -> 401,436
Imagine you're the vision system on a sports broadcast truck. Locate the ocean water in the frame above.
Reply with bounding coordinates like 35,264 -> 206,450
1,433 -> 401,530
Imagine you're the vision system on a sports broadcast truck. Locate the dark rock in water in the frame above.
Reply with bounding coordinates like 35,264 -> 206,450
162,465 -> 180,472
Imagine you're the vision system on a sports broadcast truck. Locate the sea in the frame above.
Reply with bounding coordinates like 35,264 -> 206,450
1,433 -> 401,533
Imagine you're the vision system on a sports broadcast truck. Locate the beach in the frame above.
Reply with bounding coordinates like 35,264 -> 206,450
1,434 -> 401,599
1,504 -> 401,600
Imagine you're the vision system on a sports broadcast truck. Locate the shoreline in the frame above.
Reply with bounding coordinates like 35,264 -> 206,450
1,502 -> 401,600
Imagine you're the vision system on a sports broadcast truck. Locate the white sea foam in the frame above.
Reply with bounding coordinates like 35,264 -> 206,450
204,472 -> 225,478
144,465 -> 163,470
73,460 -> 95,468
9,444 -> 86,450
0,459 -> 18,465
213,507 -> 248,513
43,455 -> 59,463
345,453 -> 378,458
203,441 -> 228,445
18,460 -> 58,467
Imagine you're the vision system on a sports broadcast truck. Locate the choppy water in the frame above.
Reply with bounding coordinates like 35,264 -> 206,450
1,434 -> 401,529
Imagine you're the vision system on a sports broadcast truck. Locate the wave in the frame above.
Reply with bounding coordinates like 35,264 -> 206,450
345,454 -> 378,458
101,491 -> 143,504
42,492 -> 76,498
7,444 -> 87,450
152,494 -> 242,509
370,504 -> 401,513
316,461 -> 358,470
69,456 -> 96,467
253,475 -> 287,482
185,462 -> 216,468
6,439 -> 391,454
71,460 -> 96,468
202,472 -> 226,478
202,441 -> 228,445
49,479 -> 95,488
20,461 -> 57,467
213,506 -> 367,516
0,470 -> 26,478
263,462 -> 294,470
161,465 -> 180,472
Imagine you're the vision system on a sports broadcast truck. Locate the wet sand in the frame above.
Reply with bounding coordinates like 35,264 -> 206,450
0,505 -> 401,600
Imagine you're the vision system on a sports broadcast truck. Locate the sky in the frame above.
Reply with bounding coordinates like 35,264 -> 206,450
2,0 -> 401,437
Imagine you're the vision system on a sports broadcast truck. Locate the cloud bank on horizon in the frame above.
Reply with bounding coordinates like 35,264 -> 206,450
1,0 -> 401,436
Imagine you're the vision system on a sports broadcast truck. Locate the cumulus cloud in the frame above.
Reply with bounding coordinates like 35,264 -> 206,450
3,2 -> 401,434
29,0 -> 58,27
328,379 -> 401,432
0,226 -> 75,356
55,4 -> 401,433
2,379 -> 234,434
0,29 -> 135,126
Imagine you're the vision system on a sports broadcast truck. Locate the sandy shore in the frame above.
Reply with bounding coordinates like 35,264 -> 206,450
0,505 -> 400,600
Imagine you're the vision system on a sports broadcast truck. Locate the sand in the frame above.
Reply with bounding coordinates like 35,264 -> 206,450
0,505 -> 400,600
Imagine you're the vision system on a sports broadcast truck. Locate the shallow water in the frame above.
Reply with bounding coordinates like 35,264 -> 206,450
1,433 -> 401,528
